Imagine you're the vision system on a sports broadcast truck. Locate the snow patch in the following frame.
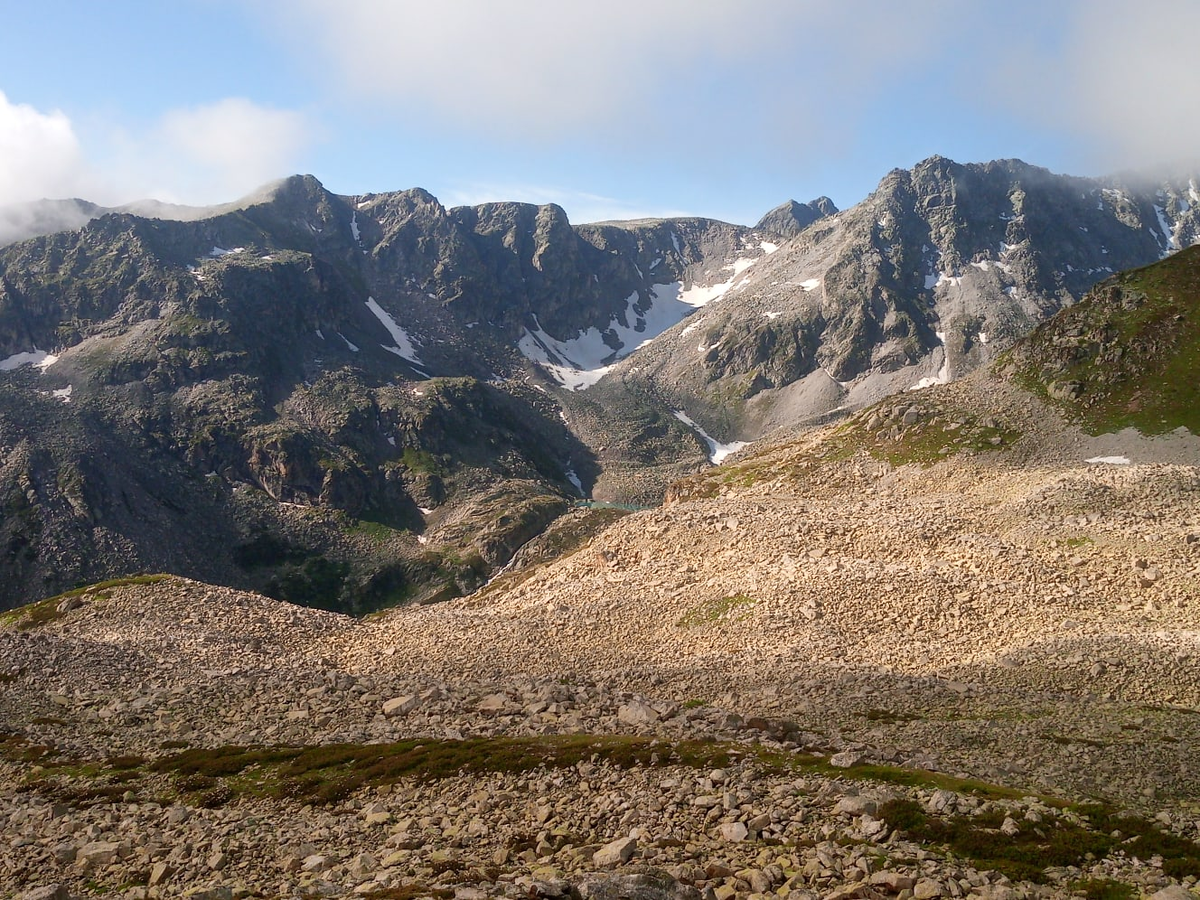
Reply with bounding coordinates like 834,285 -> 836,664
672,410 -> 749,464
208,246 -> 244,257
764,311 -> 780,319
910,331 -> 951,390
820,367 -> 853,389
1154,205 -> 1178,254
565,467 -> 584,494
315,329 -> 325,340
51,385 -> 72,402
978,332 -> 989,345
800,278 -> 821,292
760,241 -> 779,254
338,333 -> 359,352
1190,179 -> 1200,205
0,349 -> 57,372
366,297 -> 425,365
725,256 -> 757,277
519,272 -> 748,390
1086,456 -> 1130,465
350,211 -> 361,243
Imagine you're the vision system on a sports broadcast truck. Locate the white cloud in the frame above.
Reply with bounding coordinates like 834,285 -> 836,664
1034,0 -> 1200,170
0,91 -> 90,205
275,0 -> 956,142
954,0 -> 1200,173
441,181 -> 695,224
0,93 -> 313,211
147,98 -> 314,203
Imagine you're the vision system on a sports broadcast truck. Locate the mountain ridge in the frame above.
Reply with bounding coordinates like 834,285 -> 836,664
0,156 -> 1197,612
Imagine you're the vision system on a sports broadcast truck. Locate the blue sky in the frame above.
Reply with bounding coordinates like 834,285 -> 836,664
2,0 -> 1198,225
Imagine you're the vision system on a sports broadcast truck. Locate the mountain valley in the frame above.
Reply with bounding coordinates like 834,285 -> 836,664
1,160 -> 1200,900
1,159 -> 1199,612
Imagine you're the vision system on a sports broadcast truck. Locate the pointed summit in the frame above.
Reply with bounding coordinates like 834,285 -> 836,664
755,197 -> 838,238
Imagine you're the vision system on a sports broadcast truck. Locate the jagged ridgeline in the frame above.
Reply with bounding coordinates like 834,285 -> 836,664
0,159 -> 1196,612
0,175 -> 763,612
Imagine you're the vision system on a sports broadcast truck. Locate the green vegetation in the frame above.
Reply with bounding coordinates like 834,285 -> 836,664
264,556 -> 350,612
0,575 -> 172,630
879,798 -> 1200,884
677,593 -> 758,627
349,518 -> 402,543
400,448 -> 444,475
805,760 -> 1028,802
861,708 -> 921,725
1069,879 -> 1135,900
20,732 -> 1054,816
25,725 -> 1198,890
0,732 -> 58,765
1007,245 -> 1200,435
831,411 -> 1023,468
144,735 -> 743,805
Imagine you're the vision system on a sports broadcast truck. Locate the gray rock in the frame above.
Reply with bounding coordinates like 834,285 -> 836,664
834,796 -> 878,817
19,886 -> 71,900
180,888 -> 234,900
578,873 -> 703,900
869,871 -> 916,892
829,750 -> 865,768
1150,888 -> 1195,900
593,836 -> 638,867
617,700 -> 660,726
718,821 -> 749,842
383,694 -> 422,716
76,841 -> 121,866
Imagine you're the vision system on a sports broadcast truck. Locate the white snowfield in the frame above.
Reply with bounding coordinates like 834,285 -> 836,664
910,332 -> 951,391
672,410 -> 749,465
1086,456 -> 1131,465
519,257 -> 761,391
0,350 -> 58,372
365,297 -> 424,367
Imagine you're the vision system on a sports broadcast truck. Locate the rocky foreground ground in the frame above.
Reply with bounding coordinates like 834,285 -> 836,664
2,381 -> 1200,900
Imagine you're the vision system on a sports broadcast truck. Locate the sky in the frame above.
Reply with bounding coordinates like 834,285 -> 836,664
2,0 -> 1199,226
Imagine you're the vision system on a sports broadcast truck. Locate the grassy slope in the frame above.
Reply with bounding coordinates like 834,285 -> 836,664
1004,244 -> 1200,435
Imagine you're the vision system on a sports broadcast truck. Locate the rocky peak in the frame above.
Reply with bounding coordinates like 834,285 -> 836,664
754,197 -> 838,238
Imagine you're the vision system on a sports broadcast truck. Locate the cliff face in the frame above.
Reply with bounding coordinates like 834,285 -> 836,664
1,159 -> 1198,610
618,158 -> 1200,440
